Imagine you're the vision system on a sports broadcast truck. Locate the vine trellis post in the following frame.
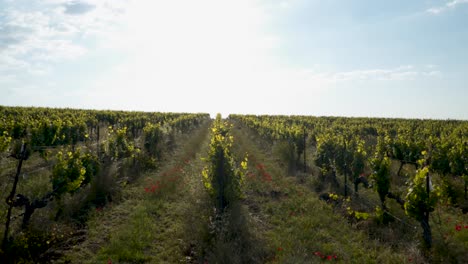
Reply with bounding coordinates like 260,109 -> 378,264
2,143 -> 27,251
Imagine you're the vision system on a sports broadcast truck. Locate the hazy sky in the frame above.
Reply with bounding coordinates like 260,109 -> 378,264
1,0 -> 467,119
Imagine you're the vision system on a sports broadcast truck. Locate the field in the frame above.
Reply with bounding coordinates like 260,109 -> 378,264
0,106 -> 467,263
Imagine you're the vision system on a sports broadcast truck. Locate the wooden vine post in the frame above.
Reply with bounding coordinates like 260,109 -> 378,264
2,143 -> 27,251
303,126 -> 307,173
423,170 -> 432,248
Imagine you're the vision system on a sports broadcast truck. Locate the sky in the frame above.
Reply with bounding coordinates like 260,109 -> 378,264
0,0 -> 467,120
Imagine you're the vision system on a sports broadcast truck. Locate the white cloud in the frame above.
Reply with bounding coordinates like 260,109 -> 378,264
427,7 -> 443,14
333,66 -> 416,82
0,0 -> 127,79
447,0 -> 468,7
291,65 -> 439,84
426,0 -> 468,14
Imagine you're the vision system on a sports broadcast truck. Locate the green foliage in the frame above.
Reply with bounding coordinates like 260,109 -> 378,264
0,130 -> 12,152
448,139 -> 467,196
374,206 -> 394,224
80,152 -> 100,186
315,132 -> 367,181
314,134 -> 337,174
29,118 -> 88,149
439,176 -> 464,205
347,207 -> 370,220
10,140 -> 31,160
6,228 -> 52,262
374,205 -> 384,222
52,149 -> 99,198
390,131 -> 424,165
404,167 -> 440,221
0,106 -> 211,262
429,137 -> 452,175
329,193 -> 339,201
289,125 -> 306,162
143,122 -> 163,159
351,139 -> 367,179
105,126 -> 138,160
0,105 -> 209,156
202,114 -> 246,211
230,114 -> 468,259
371,156 -> 391,206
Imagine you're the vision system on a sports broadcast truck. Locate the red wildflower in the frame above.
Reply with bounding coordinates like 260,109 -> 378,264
262,172 -> 272,182
334,255 -> 337,259
108,258 -> 112,264
455,225 -> 462,231
465,225 -> 468,229
277,247 -> 283,251
327,255 -> 332,260
408,257 -> 413,262
314,251 -> 321,256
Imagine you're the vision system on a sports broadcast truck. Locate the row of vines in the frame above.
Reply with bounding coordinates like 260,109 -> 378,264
230,114 -> 467,251
0,106 -> 209,262
202,114 -> 247,213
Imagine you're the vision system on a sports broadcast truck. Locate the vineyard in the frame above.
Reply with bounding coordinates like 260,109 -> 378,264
0,106 -> 467,263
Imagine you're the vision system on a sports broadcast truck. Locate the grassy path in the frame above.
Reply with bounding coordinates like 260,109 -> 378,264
60,121 -> 212,263
230,121 -> 409,263
57,119 -> 414,263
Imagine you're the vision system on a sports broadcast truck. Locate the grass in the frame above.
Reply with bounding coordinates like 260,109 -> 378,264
59,120 -> 212,263
230,121 -> 412,263
230,120 -> 468,263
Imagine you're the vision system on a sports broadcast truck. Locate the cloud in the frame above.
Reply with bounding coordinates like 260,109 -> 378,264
447,0 -> 468,7
334,66 -> 417,82
296,65 -> 440,84
0,25 -> 31,50
426,0 -> 468,14
64,1 -> 96,15
0,0 -> 126,80
0,10 -> 84,76
426,7 -> 443,14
